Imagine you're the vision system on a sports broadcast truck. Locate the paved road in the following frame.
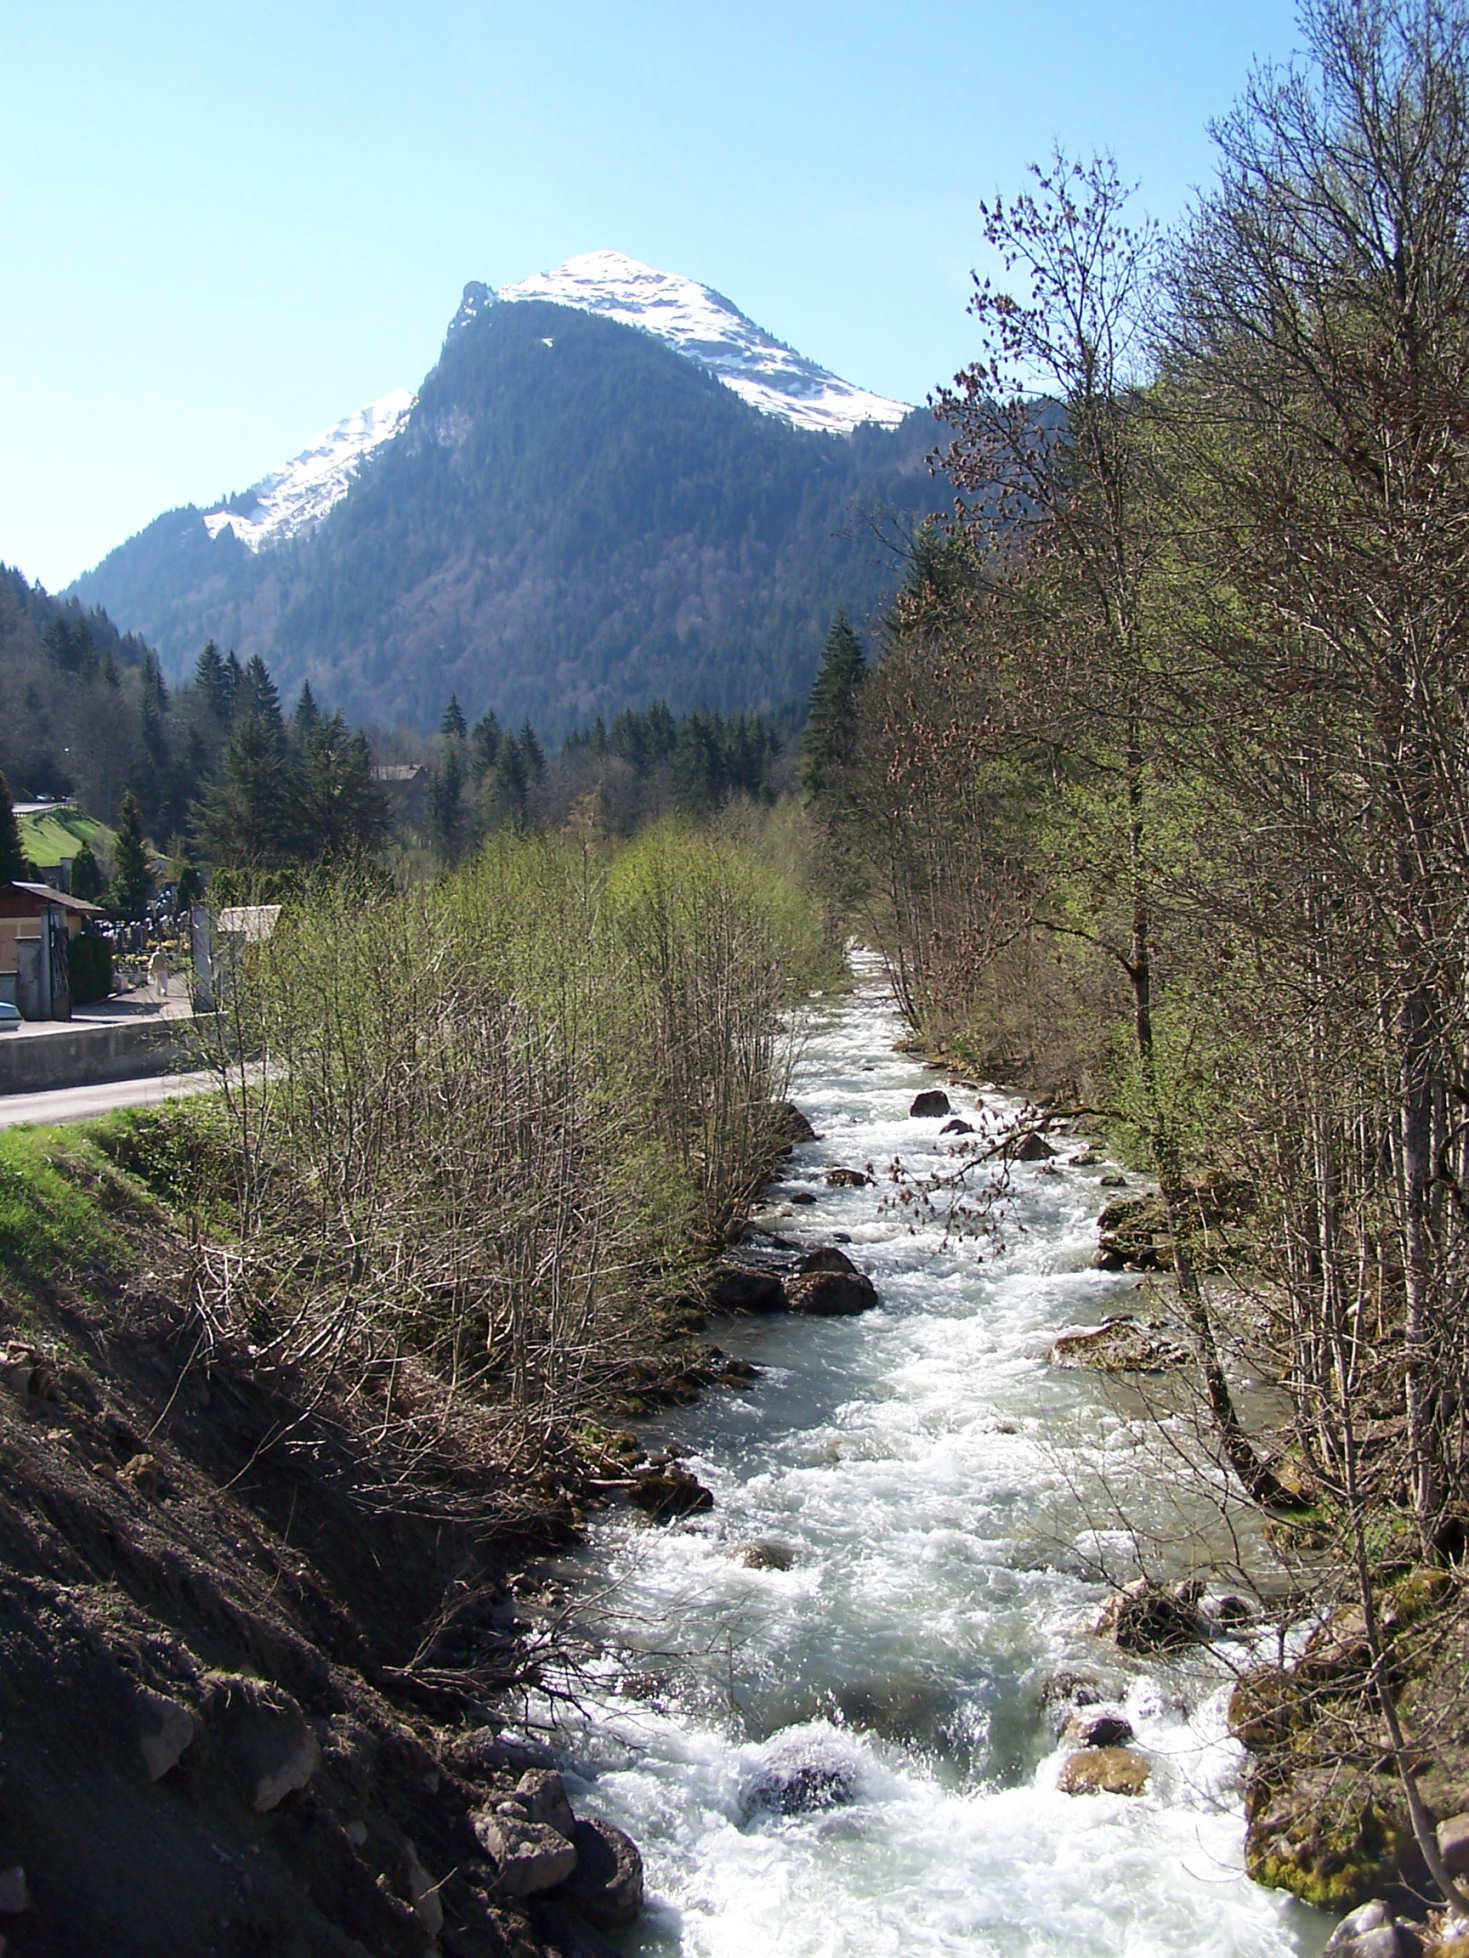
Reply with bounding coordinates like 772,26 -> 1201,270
0,1069 -> 221,1129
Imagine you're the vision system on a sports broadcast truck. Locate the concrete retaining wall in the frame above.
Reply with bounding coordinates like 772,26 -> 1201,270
0,1020 -> 195,1095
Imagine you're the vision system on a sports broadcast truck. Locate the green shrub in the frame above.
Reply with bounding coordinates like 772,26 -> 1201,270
67,932 -> 112,1007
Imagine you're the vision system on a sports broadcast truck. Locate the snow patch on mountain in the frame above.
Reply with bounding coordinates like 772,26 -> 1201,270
202,388 -> 414,553
496,250 -> 911,436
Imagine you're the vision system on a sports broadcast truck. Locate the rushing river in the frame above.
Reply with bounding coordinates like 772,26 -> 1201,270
543,960 -> 1330,1958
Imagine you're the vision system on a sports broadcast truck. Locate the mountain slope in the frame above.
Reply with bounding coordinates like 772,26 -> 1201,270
72,292 -> 946,736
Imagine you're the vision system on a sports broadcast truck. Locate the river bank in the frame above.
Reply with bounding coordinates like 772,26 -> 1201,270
510,959 -> 1336,1958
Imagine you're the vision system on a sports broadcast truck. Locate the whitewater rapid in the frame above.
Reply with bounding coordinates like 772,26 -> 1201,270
541,961 -> 1329,1958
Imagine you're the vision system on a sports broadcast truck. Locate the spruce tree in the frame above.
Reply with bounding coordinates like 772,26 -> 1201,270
194,640 -> 229,715
110,791 -> 152,920
0,768 -> 26,886
240,654 -> 283,732
292,681 -> 321,744
441,693 -> 467,740
801,613 -> 867,808
192,716 -> 301,869
518,721 -> 546,781
70,843 -> 105,903
300,715 -> 389,860
429,742 -> 466,863
471,711 -> 502,776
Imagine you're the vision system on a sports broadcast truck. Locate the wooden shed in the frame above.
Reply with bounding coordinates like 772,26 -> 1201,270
0,881 -> 105,1020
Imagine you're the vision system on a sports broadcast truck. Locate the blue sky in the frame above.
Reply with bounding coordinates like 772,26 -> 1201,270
3,0 -> 1303,592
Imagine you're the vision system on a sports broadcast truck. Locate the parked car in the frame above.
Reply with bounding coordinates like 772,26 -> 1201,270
0,1001 -> 20,1031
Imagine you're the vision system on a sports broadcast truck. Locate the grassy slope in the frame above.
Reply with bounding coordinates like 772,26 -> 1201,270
16,805 -> 113,869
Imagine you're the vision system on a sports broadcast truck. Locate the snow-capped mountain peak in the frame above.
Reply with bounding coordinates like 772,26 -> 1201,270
494,250 -> 911,436
198,252 -> 910,557
202,388 -> 415,553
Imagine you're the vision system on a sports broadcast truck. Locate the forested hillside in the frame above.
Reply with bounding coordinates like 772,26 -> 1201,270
72,301 -> 947,738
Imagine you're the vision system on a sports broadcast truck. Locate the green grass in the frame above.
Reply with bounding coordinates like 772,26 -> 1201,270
0,1126 -> 125,1291
15,805 -> 113,871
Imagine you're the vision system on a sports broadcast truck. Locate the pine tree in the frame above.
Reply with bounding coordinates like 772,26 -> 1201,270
471,711 -> 503,776
0,768 -> 26,886
239,654 -> 283,732
441,693 -> 467,740
518,721 -> 546,781
70,842 -> 105,903
192,716 -> 302,869
429,741 -> 466,863
292,681 -> 321,744
194,640 -> 229,717
801,613 -> 867,808
300,715 -> 389,861
109,791 -> 152,920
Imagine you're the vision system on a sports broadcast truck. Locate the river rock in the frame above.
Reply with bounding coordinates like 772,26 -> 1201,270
628,1462 -> 714,1520
704,1264 -> 787,1313
1096,1194 -> 1171,1270
474,1810 -> 578,1898
1322,1900 -> 1424,1957
1006,1129 -> 1055,1162
785,1268 -> 879,1316
1049,1317 -> 1187,1373
1038,1670 -> 1105,1736
942,1118 -> 976,1135
910,1090 -> 951,1118
826,1167 -> 872,1187
1058,1746 -> 1150,1796
512,1768 -> 578,1841
1439,1813 -> 1469,1879
1063,1708 -> 1135,1749
135,1687 -> 197,1780
207,1673 -> 320,1812
790,1190 -> 818,1205
555,1817 -> 644,1931
732,1539 -> 795,1570
1094,1577 -> 1206,1653
798,1246 -> 861,1277
771,1101 -> 818,1144
743,1759 -> 858,1817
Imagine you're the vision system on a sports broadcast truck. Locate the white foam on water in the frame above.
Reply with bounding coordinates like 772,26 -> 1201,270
540,956 -> 1329,1957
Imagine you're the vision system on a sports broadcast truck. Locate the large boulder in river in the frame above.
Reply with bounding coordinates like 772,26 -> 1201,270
770,1101 -> 818,1144
1049,1317 -> 1187,1373
553,1817 -> 644,1932
1095,1193 -> 1171,1270
628,1461 -> 714,1520
826,1167 -> 872,1187
1005,1128 -> 1055,1162
1322,1901 -> 1424,1958
1058,1746 -> 1150,1796
1094,1577 -> 1205,1653
473,1809 -> 578,1898
1063,1707 -> 1135,1749
910,1090 -> 951,1118
704,1263 -> 788,1313
797,1246 -> 861,1277
786,1267 -> 879,1316
740,1729 -> 867,1821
